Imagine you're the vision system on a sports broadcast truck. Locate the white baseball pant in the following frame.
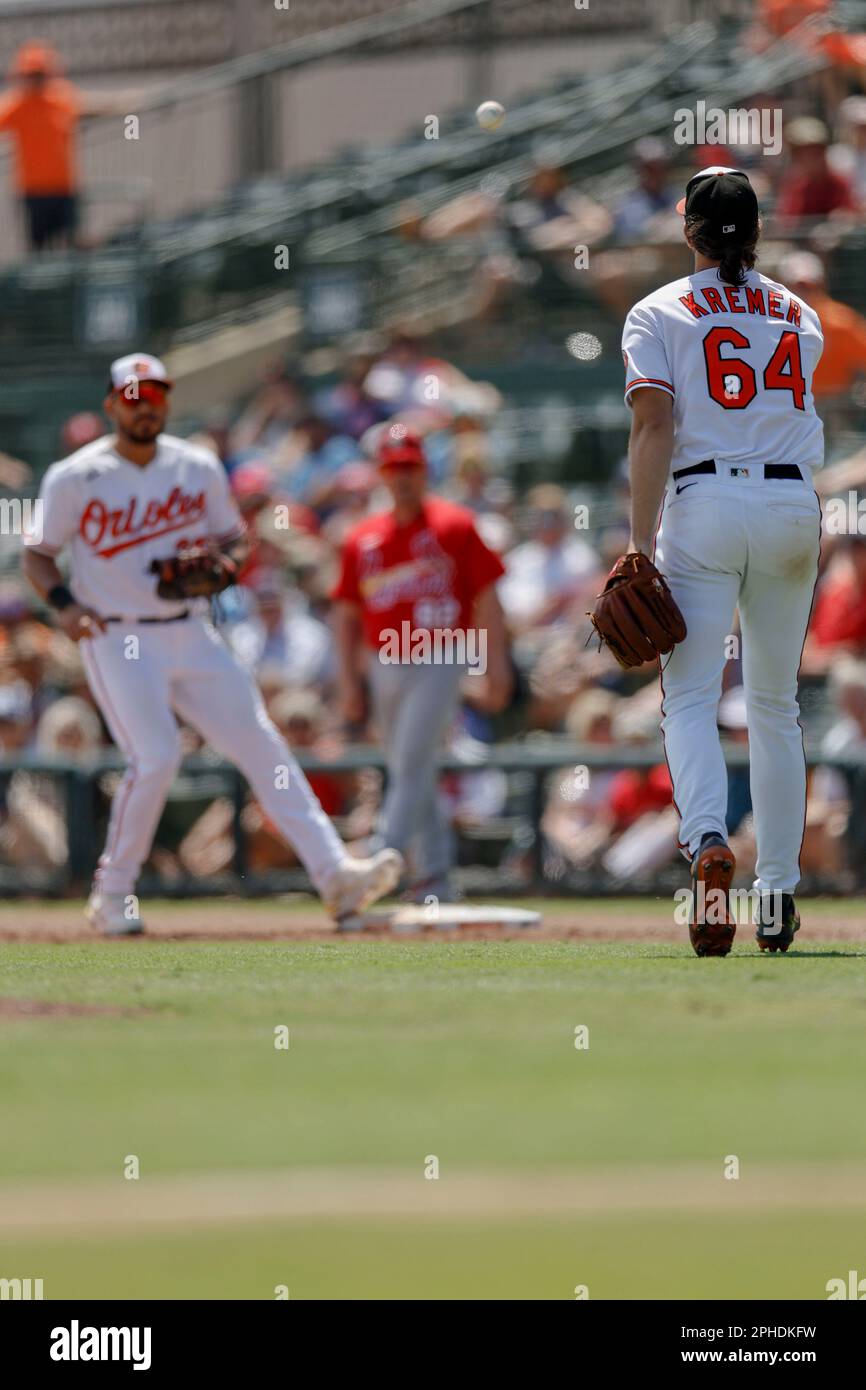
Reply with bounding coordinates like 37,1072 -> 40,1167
654,469 -> 820,894
80,617 -> 347,896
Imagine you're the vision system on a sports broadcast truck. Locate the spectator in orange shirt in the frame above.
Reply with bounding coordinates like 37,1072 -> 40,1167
0,41 -> 132,253
757,1 -> 866,71
759,0 -> 830,36
781,251 -> 866,398
0,42 -> 82,250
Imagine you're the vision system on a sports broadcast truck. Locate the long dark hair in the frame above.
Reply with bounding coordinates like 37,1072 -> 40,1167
685,213 -> 761,287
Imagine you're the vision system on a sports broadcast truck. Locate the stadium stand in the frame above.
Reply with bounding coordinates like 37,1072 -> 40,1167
4,2 -> 866,900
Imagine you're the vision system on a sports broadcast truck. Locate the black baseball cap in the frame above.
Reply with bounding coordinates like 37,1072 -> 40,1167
676,166 -> 759,235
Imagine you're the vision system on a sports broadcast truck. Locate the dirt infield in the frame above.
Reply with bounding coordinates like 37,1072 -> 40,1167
1,897 -> 865,944
2,1161 -> 866,1237
0,997 -> 150,1018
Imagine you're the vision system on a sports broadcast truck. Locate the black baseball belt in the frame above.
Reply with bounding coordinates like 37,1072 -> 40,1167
672,459 -> 804,483
102,610 -> 190,624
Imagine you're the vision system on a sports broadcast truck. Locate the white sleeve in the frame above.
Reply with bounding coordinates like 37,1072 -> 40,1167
204,460 -> 244,543
622,304 -> 675,405
808,304 -> 824,371
22,463 -> 78,556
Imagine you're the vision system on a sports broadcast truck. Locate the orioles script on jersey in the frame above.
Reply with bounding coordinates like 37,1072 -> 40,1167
25,434 -> 243,619
80,486 -> 207,558
678,284 -> 802,325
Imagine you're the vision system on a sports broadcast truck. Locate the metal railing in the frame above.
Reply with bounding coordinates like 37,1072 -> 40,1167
2,741 -> 864,897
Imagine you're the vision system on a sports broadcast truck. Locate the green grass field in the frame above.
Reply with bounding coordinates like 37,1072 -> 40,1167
1,897 -> 865,1300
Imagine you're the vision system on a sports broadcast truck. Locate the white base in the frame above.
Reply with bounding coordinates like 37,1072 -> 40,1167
337,904 -> 542,934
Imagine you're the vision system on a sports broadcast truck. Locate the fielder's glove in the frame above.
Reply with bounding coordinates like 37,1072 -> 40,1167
149,544 -> 238,601
589,552 -> 686,669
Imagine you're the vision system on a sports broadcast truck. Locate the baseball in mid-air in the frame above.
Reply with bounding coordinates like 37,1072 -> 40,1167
476,100 -> 505,132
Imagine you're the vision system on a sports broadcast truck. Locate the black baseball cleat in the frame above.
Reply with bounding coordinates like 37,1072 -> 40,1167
755,892 -> 800,953
689,832 -> 737,957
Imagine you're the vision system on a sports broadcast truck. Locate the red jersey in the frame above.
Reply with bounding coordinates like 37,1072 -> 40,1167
608,765 -> 673,828
777,169 -> 858,221
332,495 -> 505,649
810,573 -> 866,649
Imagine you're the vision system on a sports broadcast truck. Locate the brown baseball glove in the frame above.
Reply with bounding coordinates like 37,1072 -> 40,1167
589,552 -> 686,669
149,544 -> 238,601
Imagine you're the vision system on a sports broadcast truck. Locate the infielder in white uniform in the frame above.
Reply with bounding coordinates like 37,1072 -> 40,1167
22,353 -> 402,934
622,168 -> 823,956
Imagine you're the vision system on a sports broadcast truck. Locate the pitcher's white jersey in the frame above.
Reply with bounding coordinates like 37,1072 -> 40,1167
23,433 -> 244,618
622,267 -> 824,477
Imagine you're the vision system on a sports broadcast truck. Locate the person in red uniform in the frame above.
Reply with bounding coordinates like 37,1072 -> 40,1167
333,425 -> 511,900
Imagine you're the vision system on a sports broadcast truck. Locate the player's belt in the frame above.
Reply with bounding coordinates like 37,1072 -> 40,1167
672,460 -> 803,483
101,610 -> 190,624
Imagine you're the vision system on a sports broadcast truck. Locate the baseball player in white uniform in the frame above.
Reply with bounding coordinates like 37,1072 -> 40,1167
622,168 -> 824,956
22,353 -> 402,934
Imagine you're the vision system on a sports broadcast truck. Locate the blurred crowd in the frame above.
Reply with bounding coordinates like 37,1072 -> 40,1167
3,317 -> 866,890
397,100 -> 866,400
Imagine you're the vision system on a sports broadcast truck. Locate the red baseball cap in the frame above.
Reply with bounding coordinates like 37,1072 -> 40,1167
376,426 -> 426,468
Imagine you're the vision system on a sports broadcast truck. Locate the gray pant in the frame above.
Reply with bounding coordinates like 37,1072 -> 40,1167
367,655 -> 464,883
